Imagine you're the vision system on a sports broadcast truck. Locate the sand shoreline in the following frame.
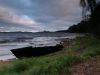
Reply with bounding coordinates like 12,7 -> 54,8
0,55 -> 16,61
0,60 -> 11,67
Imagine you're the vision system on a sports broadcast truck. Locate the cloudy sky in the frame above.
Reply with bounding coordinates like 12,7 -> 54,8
0,0 -> 82,32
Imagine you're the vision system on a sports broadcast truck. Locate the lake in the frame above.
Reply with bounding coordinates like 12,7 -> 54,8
0,32 -> 83,60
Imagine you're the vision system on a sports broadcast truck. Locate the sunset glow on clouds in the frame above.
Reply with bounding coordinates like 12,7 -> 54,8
0,0 -> 82,32
0,7 -> 39,27
0,6 -> 45,32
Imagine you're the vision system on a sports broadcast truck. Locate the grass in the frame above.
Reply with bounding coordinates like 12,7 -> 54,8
0,35 -> 100,75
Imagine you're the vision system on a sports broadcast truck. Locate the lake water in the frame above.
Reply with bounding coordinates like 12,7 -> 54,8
0,32 -> 83,60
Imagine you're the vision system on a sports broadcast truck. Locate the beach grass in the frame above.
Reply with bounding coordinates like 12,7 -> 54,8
0,35 -> 100,75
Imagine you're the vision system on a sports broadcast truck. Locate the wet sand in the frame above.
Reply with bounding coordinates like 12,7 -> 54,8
0,60 -> 11,67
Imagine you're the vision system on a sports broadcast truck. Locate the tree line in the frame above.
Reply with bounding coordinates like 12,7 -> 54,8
67,0 -> 100,35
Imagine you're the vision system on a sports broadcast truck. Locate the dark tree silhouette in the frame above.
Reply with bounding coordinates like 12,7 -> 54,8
80,0 -> 96,20
67,0 -> 100,36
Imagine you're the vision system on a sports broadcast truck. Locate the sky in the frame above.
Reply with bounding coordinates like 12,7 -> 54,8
0,0 -> 82,32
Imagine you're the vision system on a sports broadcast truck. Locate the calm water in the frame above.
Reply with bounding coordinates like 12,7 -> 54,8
0,32 -> 83,60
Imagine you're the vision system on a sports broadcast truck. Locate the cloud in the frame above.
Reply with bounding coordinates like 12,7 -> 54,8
19,0 -> 32,7
0,5 -> 48,32
0,0 -> 82,32
42,20 -> 75,31
0,6 -> 35,27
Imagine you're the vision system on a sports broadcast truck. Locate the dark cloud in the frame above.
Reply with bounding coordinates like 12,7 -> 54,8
0,0 -> 82,32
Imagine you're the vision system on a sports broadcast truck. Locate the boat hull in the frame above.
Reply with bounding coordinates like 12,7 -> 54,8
11,45 -> 63,58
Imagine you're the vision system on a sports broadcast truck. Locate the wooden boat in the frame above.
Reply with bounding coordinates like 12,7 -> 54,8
11,44 -> 63,58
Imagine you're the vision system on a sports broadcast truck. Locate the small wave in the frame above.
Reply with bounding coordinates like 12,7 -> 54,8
0,54 -> 16,61
0,37 -> 33,44
0,40 -> 10,43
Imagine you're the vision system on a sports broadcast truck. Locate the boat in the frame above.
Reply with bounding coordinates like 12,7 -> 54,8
11,44 -> 63,58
